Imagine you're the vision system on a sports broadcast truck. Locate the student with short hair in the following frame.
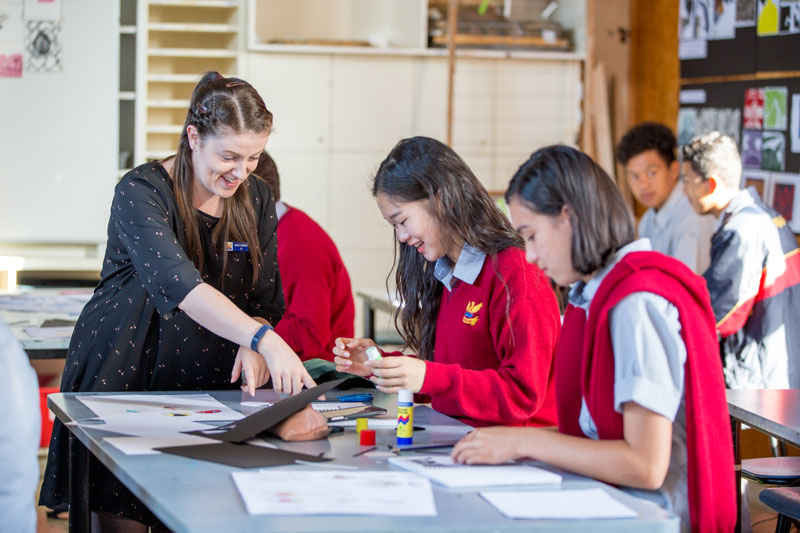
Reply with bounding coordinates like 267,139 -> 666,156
40,72 -> 314,530
681,131 -> 800,389
333,136 -> 560,427
252,152 -> 355,362
617,122 -> 716,274
452,145 -> 736,532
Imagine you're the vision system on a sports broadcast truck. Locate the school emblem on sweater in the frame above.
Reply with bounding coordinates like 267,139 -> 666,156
463,301 -> 483,326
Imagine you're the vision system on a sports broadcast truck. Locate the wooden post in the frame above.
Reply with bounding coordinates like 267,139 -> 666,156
446,0 -> 459,146
580,0 -> 596,157
591,63 -> 615,179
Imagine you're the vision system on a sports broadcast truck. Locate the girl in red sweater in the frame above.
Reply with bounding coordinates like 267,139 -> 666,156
451,146 -> 735,532
333,136 -> 560,427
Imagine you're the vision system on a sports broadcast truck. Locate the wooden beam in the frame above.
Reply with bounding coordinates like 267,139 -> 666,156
681,70 -> 800,85
446,0 -> 459,147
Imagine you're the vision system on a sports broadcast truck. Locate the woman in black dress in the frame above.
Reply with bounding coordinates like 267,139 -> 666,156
40,72 -> 315,530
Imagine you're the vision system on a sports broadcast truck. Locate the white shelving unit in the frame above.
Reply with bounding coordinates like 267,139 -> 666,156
134,0 -> 242,165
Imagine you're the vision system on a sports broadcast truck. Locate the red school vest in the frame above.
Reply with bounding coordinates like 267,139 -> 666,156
556,251 -> 736,532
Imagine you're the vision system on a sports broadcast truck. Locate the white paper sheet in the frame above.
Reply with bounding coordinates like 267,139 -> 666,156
480,488 -> 637,519
791,94 -> 800,153
240,401 -> 366,412
22,326 -> 73,338
104,434 -> 218,455
70,414 -> 213,438
328,417 -> 398,428
0,292 -> 91,314
74,394 -> 244,437
231,470 -> 437,516
388,455 -> 562,488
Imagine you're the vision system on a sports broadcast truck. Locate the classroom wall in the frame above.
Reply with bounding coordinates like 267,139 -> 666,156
244,53 -> 582,336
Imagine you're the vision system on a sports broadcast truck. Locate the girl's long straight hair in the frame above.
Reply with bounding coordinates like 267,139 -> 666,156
373,136 -> 522,360
171,72 -> 273,288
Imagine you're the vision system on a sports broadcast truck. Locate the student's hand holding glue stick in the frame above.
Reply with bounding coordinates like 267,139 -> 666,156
333,338 -> 427,394
333,337 -> 377,377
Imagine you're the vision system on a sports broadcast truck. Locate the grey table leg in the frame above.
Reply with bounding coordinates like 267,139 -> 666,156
363,302 -> 375,340
69,431 -> 90,533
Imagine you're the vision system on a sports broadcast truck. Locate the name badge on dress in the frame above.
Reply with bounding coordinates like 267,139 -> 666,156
225,242 -> 249,252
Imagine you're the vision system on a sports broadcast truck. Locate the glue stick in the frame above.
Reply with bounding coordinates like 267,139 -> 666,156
366,346 -> 382,361
396,389 -> 413,445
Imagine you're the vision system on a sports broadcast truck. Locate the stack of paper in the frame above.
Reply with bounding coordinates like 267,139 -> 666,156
480,488 -> 638,519
388,455 -> 562,488
232,470 -> 437,516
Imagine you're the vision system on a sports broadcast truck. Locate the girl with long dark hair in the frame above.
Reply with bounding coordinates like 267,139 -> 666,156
451,145 -> 735,532
333,136 -> 560,427
41,72 -> 314,530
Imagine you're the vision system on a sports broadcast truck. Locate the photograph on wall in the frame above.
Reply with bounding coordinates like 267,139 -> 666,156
23,0 -> 61,22
712,0 -> 738,38
0,49 -> 21,77
678,107 -> 699,145
742,169 -> 772,203
0,1 -> 24,42
791,93 -> 800,153
681,0 -> 713,40
764,86 -> 788,130
744,87 -> 765,129
762,131 -> 787,171
771,172 -> 800,231
717,107 -> 742,144
696,107 -> 719,137
737,0 -> 757,23
742,129 -> 764,168
758,0 -> 781,35
778,1 -> 800,33
25,19 -> 60,73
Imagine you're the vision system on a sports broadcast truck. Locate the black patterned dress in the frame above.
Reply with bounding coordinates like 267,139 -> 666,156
39,162 -> 284,524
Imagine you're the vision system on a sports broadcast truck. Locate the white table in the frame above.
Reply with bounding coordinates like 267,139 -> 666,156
51,387 -> 679,533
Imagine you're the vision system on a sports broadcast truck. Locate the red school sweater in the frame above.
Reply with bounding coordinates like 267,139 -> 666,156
388,248 -> 560,427
556,251 -> 736,532
274,206 -> 355,362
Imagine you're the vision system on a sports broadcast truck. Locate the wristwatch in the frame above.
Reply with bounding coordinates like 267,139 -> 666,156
250,323 -> 274,352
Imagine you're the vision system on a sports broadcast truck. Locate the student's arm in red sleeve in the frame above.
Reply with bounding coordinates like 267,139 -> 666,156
421,270 -> 560,425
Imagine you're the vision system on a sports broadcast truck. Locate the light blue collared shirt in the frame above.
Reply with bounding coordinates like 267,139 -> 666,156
433,243 -> 486,292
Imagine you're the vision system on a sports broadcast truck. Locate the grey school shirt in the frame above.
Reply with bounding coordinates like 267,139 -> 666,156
569,239 -> 689,532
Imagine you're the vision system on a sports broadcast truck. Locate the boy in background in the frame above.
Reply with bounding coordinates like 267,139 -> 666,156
617,122 -> 716,274
253,152 -> 355,362
682,131 -> 800,389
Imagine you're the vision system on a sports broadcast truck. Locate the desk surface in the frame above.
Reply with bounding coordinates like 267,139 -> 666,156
727,389 -> 800,447
0,287 -> 91,357
51,389 -> 678,533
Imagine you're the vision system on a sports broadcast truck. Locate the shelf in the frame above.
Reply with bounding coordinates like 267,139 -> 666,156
148,0 -> 237,7
147,125 -> 183,134
147,47 -> 237,57
119,91 -> 136,101
149,22 -> 237,32
147,73 -> 234,82
248,42 -> 585,61
148,98 -> 189,107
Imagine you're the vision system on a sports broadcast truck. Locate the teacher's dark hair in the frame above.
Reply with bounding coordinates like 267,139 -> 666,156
506,145 -> 635,276
373,136 -> 522,360
171,71 -> 273,288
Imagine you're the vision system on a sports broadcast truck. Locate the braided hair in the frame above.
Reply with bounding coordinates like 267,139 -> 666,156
171,71 -> 273,288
